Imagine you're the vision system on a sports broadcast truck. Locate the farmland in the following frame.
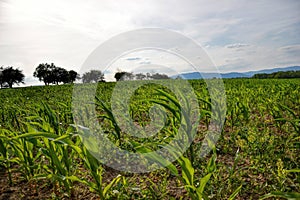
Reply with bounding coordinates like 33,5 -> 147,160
0,79 -> 299,199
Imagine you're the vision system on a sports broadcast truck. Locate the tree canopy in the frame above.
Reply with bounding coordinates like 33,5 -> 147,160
114,71 -> 134,81
0,66 -> 25,88
33,63 -> 79,85
82,70 -> 105,83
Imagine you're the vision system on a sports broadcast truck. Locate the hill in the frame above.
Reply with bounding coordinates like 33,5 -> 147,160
176,66 -> 300,79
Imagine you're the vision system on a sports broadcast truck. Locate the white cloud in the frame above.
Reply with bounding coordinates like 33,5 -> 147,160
226,43 -> 250,49
279,44 -> 300,53
125,57 -> 141,61
0,0 -> 299,85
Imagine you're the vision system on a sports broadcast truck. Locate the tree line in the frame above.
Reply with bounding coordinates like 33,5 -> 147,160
2,63 -> 299,88
0,62 -> 171,88
252,70 -> 300,79
114,71 -> 170,81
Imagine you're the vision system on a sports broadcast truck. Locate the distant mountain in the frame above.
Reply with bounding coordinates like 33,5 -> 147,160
176,66 -> 300,79
242,66 -> 300,77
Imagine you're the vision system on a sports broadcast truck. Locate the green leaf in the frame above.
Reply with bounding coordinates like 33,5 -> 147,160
13,132 -> 59,140
178,156 -> 194,185
196,173 -> 212,196
207,153 -> 217,173
228,185 -> 242,200
260,191 -> 300,200
66,175 -> 89,185
103,174 -> 122,197
285,169 -> 300,173
139,148 -> 179,176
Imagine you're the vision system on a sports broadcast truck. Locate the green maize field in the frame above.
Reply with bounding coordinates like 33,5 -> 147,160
0,79 -> 299,199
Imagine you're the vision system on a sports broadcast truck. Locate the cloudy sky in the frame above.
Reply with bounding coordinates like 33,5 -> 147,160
0,0 -> 299,84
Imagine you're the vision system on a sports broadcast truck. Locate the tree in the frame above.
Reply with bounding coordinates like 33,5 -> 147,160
114,71 -> 126,81
34,63 -> 79,85
68,70 -> 79,83
33,63 -> 55,85
0,66 -> 25,88
56,67 -> 66,84
135,73 -> 146,80
114,71 -> 134,81
82,70 -> 105,83
52,67 -> 79,84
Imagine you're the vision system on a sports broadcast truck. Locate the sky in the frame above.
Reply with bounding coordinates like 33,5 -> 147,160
0,0 -> 299,84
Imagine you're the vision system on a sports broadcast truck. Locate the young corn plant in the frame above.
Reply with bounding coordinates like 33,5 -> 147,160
70,121 -> 123,198
150,87 -> 198,166
77,146 -> 123,199
1,125 -> 43,183
16,103 -> 82,196
276,103 -> 300,133
95,96 -> 122,141
177,153 -> 216,200
0,129 -> 14,185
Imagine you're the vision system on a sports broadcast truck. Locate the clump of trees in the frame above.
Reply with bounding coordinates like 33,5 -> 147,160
33,63 -> 79,85
0,66 -> 25,88
114,71 -> 170,81
82,70 -> 105,83
253,70 -> 300,79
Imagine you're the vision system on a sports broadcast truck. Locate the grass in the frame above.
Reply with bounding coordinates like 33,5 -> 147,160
0,79 -> 299,199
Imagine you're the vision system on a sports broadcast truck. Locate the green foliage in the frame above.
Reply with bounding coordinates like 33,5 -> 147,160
260,191 -> 300,200
0,79 -> 299,199
33,63 -> 79,85
0,66 -> 25,88
253,70 -> 300,79
82,70 -> 105,83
